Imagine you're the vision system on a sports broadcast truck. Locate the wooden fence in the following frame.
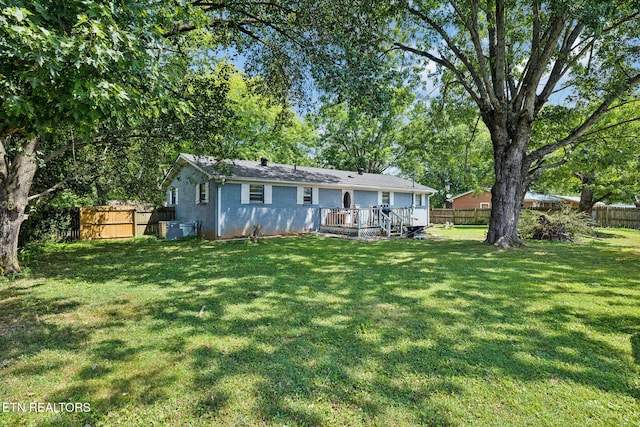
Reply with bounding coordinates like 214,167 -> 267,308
79,206 -> 175,240
135,208 -> 176,237
591,206 -> 640,229
431,206 -> 640,229
430,208 -> 491,225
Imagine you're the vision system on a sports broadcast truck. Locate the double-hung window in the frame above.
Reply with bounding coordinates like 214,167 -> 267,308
196,183 -> 208,204
249,184 -> 264,203
381,191 -> 391,205
168,188 -> 178,205
241,184 -> 272,204
303,187 -> 313,204
297,186 -> 318,205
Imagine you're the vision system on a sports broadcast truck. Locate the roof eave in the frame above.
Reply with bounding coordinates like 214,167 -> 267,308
226,177 -> 436,194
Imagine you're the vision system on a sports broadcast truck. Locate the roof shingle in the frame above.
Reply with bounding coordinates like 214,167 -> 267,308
179,154 -> 436,193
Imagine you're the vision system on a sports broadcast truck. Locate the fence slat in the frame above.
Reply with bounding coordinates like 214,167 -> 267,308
79,206 -> 176,240
430,206 -> 640,229
592,206 -> 640,229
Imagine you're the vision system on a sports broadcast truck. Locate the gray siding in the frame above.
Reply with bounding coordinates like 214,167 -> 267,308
219,183 -> 318,238
352,190 -> 415,208
394,192 -> 413,207
318,188 -> 342,207
168,167 -> 217,238
354,190 -> 377,208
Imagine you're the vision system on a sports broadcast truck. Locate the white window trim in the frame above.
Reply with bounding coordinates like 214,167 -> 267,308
297,186 -> 318,205
379,191 -> 393,206
241,184 -> 250,204
264,184 -> 272,204
196,183 -> 209,204
168,188 -> 178,206
480,202 -> 490,209
242,183 -> 272,204
297,186 -> 304,205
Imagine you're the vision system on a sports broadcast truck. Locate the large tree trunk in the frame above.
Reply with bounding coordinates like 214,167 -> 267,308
573,172 -> 612,214
484,116 -> 530,248
574,172 -> 595,213
0,136 -> 39,275
578,186 -> 594,213
486,151 -> 527,247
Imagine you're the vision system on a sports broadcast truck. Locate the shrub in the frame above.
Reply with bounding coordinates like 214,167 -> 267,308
19,207 -> 80,245
518,208 -> 594,242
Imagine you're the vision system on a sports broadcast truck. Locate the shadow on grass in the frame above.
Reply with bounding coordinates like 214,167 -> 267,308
632,333 -> 640,366
4,234 -> 640,425
0,282 -> 86,363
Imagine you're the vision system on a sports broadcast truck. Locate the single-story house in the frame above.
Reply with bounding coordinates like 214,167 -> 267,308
450,189 -> 563,209
554,195 -> 605,208
163,154 -> 436,239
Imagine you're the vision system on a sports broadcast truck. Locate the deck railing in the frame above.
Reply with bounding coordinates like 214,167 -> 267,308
320,207 -> 413,234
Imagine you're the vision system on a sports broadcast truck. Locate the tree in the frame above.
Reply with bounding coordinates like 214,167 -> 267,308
308,0 -> 640,247
0,0 -> 195,274
397,100 -> 494,207
1,0 -> 321,275
532,101 -> 640,212
309,88 -> 414,173
33,63 -> 316,207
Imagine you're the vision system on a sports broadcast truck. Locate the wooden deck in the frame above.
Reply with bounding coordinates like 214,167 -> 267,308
319,207 -> 413,238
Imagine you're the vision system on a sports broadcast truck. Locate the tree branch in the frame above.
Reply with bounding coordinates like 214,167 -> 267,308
526,73 -> 640,163
493,0 -> 506,103
392,42 -> 482,106
28,177 -> 72,202
525,144 -> 577,187
449,1 -> 497,106
514,14 -> 568,114
405,5 -> 491,109
535,22 -> 585,111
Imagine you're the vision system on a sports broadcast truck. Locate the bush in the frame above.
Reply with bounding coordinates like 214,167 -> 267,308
19,206 -> 80,245
518,208 -> 594,242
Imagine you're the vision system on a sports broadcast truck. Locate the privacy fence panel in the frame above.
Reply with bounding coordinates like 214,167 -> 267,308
592,206 -> 640,229
135,207 -> 176,236
79,206 -> 176,240
80,206 -> 136,240
430,207 -> 640,229
430,208 -> 491,225
430,208 -> 455,224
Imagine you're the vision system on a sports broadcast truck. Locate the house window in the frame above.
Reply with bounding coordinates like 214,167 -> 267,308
249,184 -> 264,203
297,186 -> 318,205
168,188 -> 178,205
242,184 -> 272,204
303,187 -> 313,204
197,183 -> 208,204
381,191 -> 390,205
480,202 -> 490,209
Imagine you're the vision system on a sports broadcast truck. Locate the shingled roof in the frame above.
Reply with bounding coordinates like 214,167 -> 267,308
174,153 -> 436,193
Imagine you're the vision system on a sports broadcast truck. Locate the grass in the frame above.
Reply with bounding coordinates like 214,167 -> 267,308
1,226 -> 639,426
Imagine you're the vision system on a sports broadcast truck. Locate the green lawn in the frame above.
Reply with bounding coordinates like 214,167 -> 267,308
1,227 -> 639,426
